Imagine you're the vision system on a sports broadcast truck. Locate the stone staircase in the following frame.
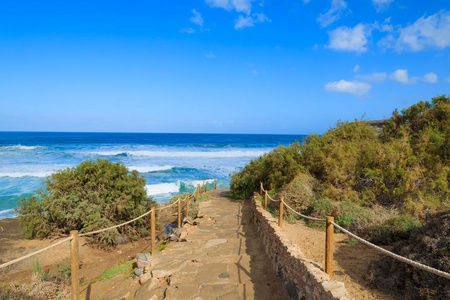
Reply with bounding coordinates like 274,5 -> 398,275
134,190 -> 290,300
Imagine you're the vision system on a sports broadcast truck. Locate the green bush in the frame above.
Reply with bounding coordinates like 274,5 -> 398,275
229,142 -> 303,199
15,159 -> 156,246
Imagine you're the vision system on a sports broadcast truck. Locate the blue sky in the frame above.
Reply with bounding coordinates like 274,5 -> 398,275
0,0 -> 449,134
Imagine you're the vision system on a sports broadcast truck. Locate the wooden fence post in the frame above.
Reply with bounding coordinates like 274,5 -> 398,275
186,195 -> 190,219
214,179 -> 216,190
325,216 -> 334,278
279,198 -> 284,228
178,197 -> 181,228
70,231 -> 79,300
264,191 -> 268,210
151,208 -> 156,257
205,181 -> 208,191
260,181 -> 262,195
197,184 -> 200,200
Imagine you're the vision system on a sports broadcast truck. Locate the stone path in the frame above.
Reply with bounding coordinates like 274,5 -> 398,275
134,190 -> 290,300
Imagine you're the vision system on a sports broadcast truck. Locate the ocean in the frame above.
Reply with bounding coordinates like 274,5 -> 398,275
0,132 -> 305,220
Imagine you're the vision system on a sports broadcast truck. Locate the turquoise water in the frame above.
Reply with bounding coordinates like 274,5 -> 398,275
0,132 -> 305,219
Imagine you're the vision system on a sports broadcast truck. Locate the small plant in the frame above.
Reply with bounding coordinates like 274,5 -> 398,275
157,240 -> 170,252
342,239 -> 358,245
98,260 -> 134,281
32,258 -> 48,281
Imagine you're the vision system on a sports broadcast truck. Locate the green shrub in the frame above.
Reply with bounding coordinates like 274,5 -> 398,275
15,159 -> 156,246
229,142 -> 303,199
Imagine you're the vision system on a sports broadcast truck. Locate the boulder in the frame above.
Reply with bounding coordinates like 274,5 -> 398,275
134,268 -> 143,277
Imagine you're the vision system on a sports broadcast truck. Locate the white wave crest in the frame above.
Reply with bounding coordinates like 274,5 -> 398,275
0,209 -> 16,219
145,182 -> 180,196
93,150 -> 267,158
127,165 -> 174,173
0,171 -> 52,178
1,145 -> 39,151
191,179 -> 215,186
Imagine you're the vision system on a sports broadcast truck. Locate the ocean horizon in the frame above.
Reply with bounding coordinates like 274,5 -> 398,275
0,131 -> 305,219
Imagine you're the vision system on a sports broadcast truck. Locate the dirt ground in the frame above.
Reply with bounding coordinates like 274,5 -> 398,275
281,221 -> 394,299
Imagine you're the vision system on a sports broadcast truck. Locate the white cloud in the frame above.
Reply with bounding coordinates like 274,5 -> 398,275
179,27 -> 195,34
206,0 -> 254,15
205,52 -> 216,58
389,69 -> 418,84
358,72 -> 387,83
393,10 -> 450,51
190,9 -> 204,26
423,72 -> 438,83
234,13 -> 270,29
325,80 -> 371,96
317,0 -> 348,28
353,64 -> 360,73
372,0 -> 394,13
327,24 -> 370,52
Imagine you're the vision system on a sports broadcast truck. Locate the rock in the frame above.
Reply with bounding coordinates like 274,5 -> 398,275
139,273 -> 152,285
143,263 -> 152,274
116,234 -> 128,245
183,217 -> 193,225
134,282 -> 165,300
134,268 -> 143,277
119,291 -> 131,300
136,252 -> 153,269
173,228 -> 183,237
218,272 -> 230,279
152,268 -> 173,279
169,234 -> 178,242
145,236 -> 151,241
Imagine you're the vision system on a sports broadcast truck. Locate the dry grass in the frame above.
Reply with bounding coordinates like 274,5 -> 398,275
0,273 -> 70,300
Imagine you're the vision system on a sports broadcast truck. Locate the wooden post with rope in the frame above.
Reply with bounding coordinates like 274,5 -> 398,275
151,208 -> 156,257
197,184 -> 200,200
186,195 -> 190,219
325,216 -> 334,278
264,191 -> 268,210
178,197 -> 181,228
279,197 -> 284,228
205,181 -> 208,192
70,231 -> 79,300
214,179 -> 216,190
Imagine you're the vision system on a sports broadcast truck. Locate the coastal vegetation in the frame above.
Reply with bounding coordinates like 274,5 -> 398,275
15,159 -> 156,246
230,95 -> 450,298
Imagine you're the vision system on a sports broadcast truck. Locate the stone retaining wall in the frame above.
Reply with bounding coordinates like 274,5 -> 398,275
250,194 -> 353,300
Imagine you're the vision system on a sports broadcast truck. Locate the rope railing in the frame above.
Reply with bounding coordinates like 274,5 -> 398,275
0,179 -> 218,300
331,221 -> 450,280
258,181 -> 450,281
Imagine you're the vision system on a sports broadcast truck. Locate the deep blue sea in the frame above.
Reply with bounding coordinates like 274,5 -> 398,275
0,132 -> 305,219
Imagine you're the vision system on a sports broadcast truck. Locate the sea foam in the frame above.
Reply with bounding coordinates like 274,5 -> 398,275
127,165 -> 174,173
145,182 -> 180,195
0,145 -> 39,151
0,209 -> 16,219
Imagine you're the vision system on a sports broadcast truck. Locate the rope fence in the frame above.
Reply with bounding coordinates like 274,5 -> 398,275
259,182 -> 450,281
0,179 -> 218,300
